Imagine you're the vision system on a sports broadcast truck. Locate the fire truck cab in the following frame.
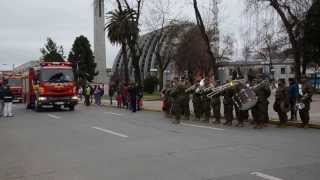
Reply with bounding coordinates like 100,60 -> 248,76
23,61 -> 78,111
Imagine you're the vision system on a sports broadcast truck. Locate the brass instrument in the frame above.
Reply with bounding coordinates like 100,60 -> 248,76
251,79 -> 269,90
185,84 -> 198,93
207,79 -> 245,98
185,78 -> 206,93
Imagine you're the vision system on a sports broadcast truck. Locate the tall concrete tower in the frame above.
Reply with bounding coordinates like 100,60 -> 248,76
94,0 -> 107,83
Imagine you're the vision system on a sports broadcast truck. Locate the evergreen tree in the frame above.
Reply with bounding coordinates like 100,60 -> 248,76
40,38 -> 64,62
303,0 -> 320,67
68,35 -> 98,86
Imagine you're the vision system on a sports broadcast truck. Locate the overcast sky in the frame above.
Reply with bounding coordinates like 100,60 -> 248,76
0,0 -> 245,70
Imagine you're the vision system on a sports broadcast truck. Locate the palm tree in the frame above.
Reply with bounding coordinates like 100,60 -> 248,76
105,8 -> 138,84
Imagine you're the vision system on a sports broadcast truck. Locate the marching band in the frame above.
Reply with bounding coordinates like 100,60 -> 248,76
161,74 -> 313,128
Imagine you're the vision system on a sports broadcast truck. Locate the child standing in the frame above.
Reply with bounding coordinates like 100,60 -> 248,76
116,91 -> 122,108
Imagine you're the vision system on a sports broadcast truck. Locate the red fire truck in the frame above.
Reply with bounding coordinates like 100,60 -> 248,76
22,61 -> 78,111
7,74 -> 23,102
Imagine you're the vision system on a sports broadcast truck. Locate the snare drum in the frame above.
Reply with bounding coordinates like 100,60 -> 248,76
233,88 -> 258,110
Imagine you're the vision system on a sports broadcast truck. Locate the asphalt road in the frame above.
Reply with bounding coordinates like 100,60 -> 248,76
0,104 -> 319,180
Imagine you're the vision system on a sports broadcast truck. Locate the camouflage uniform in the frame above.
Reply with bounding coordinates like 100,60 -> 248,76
252,80 -> 271,128
273,80 -> 290,127
211,94 -> 221,124
202,84 -> 212,122
170,82 -> 186,124
181,84 -> 191,120
234,84 -> 248,127
192,85 -> 203,120
223,87 -> 235,126
299,81 -> 313,127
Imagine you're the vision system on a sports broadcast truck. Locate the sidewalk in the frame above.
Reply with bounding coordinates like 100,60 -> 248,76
101,93 -> 320,128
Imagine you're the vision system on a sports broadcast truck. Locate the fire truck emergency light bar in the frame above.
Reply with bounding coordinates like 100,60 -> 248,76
40,62 -> 72,66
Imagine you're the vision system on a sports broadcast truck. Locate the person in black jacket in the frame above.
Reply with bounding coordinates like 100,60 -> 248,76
3,85 -> 13,117
128,83 -> 138,113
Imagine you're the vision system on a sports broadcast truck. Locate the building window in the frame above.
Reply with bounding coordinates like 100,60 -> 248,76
290,67 -> 295,74
281,67 -> 286,74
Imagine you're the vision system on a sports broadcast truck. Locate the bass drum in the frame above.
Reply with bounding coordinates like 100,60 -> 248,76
233,88 -> 258,110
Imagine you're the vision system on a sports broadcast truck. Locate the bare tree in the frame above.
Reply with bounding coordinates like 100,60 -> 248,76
246,0 -> 313,80
254,20 -> 288,77
215,34 -> 235,62
192,0 -> 218,79
175,26 -> 213,83
143,0 -> 180,90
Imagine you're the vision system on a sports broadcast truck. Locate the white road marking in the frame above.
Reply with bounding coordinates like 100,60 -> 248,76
92,127 -> 128,138
104,112 -> 123,116
181,123 -> 225,131
250,172 -> 284,180
47,114 -> 61,119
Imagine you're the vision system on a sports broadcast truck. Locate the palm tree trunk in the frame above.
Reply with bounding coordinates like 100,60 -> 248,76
122,44 -> 129,84
159,70 -> 164,90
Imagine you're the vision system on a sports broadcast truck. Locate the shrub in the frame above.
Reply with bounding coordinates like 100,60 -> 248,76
143,76 -> 159,94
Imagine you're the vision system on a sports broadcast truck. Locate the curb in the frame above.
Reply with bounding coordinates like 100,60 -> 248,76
101,103 -> 320,129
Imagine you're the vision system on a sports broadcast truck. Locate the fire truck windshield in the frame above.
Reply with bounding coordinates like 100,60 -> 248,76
41,69 -> 74,83
7,79 -> 22,86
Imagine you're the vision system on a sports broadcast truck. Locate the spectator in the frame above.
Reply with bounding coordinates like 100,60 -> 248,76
122,84 -> 129,109
136,84 -> 143,111
116,91 -> 122,108
3,85 -> 13,117
128,83 -> 138,112
94,86 -> 102,106
78,87 -> 83,101
0,83 -> 4,117
90,85 -> 95,103
84,85 -> 92,106
288,78 -> 299,121
109,85 -> 115,105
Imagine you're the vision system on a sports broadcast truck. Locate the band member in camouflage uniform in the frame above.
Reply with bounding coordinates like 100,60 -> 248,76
170,80 -> 187,124
234,83 -> 249,127
298,77 -> 314,128
210,81 -> 221,124
181,80 -> 191,120
192,82 -> 202,121
223,80 -> 235,126
202,78 -> 212,122
273,79 -> 290,127
252,75 -> 271,129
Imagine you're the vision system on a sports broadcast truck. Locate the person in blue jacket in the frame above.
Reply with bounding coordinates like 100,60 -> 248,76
288,78 -> 299,121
